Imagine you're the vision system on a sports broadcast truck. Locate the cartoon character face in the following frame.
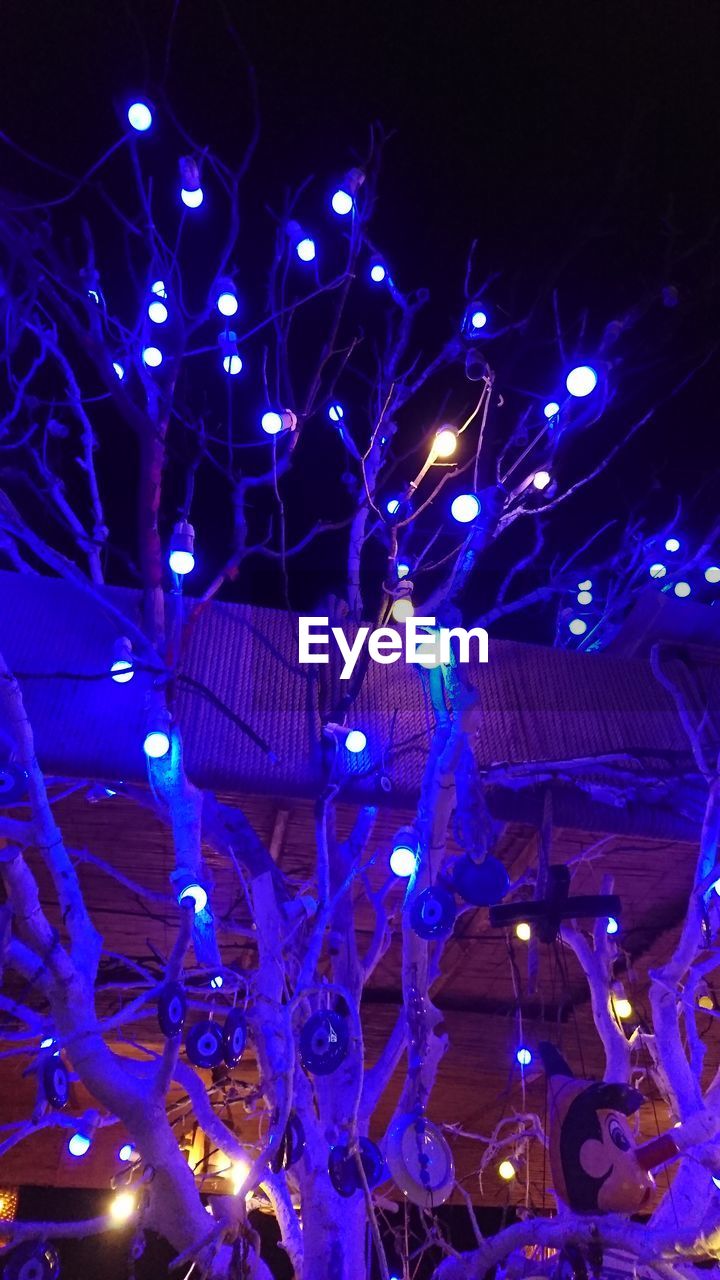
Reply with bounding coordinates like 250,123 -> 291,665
578,1107 -> 654,1213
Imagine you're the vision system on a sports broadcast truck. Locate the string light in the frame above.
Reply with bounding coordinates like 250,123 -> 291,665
112,362 -> 125,380
705,566 -> 720,583
168,521 -> 195,575
331,189 -> 353,215
433,426 -> 458,459
110,1191 -> 136,1225
391,598 -> 414,623
181,187 -> 204,208
127,100 -> 153,132
142,346 -> 163,368
451,493 -> 480,523
498,1159 -> 516,1181
344,729 -> 367,754
370,261 -> 387,283
110,637 -> 134,684
147,299 -> 168,324
532,470 -> 551,490
577,590 -> 593,605
223,352 -> 243,375
544,401 -> 560,418
296,237 -> 316,262
674,582 -> 691,598
68,1133 -> 91,1157
569,618 -> 587,636
516,1047 -> 532,1067
649,563 -> 667,579
177,882 -> 208,914
665,537 -> 680,552
216,286 -> 239,317
515,922 -> 531,942
261,409 -> 296,436
328,403 -> 344,422
219,332 -> 242,375
469,309 -> 487,330
390,827 -> 417,878
143,709 -> 171,759
566,365 -> 598,397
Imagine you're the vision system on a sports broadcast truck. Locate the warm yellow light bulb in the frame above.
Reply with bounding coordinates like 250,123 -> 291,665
433,426 -> 458,459
498,1159 -> 516,1181
698,993 -> 714,1011
391,598 -> 414,623
611,994 -> 633,1020
231,1158 -> 251,1195
110,1191 -> 136,1225
515,922 -> 531,942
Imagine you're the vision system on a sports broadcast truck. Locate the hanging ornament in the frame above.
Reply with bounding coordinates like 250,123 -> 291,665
270,1112 -> 306,1173
157,981 -> 187,1038
222,1009 -> 247,1067
453,853 -> 509,907
186,1021 -> 224,1069
491,865 -> 620,944
2,1241 -> 60,1280
410,886 -> 456,940
299,1010 -> 349,1076
328,1137 -> 386,1197
41,1055 -> 69,1109
386,1112 -> 455,1206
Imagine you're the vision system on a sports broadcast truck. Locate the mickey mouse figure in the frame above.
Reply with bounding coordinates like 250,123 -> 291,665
540,1043 -> 719,1215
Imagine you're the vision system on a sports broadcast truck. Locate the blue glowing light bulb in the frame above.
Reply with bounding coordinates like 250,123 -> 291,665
143,730 -> 170,759
345,729 -> 367,754
543,401 -> 560,419
606,917 -> 619,935
331,188 -> 353,216
147,299 -> 168,324
223,354 -> 243,375
328,403 -> 344,422
665,537 -> 680,552
217,291 -> 238,317
705,566 -> 720,583
649,563 -> 667,579
262,411 -> 284,436
516,1047 -> 532,1067
370,261 -> 387,283
296,237 -> 316,262
210,974 -> 224,990
68,1132 -> 91,1158
450,493 -> 480,523
119,1143 -> 135,1163
674,581 -> 691,598
142,346 -> 163,368
113,362 -> 125,380
386,498 -> 401,516
178,882 -> 208,914
127,101 -> 153,133
565,365 -> 598,397
397,560 -> 410,579
470,309 -> 487,330
181,187 -> 204,209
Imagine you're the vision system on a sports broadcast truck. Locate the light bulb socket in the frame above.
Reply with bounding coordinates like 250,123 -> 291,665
170,520 -> 195,556
179,155 -> 201,192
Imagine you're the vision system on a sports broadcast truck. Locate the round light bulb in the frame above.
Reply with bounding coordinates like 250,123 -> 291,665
577,590 -> 593,605
516,1047 -> 532,1067
344,729 -> 367,754
515,922 -> 531,942
111,659 -> 134,685
223,354 -> 243,376
606,917 -> 619,935
532,470 -> 551,490
390,844 -> 417,877
470,310 -> 487,329
151,280 -> 167,298
566,365 -> 598,397
569,618 -> 587,636
68,1132 -> 91,1157
397,560 -> 410,579
142,346 -> 163,368
665,537 -> 680,552
698,993 -> 714,1011
674,582 -> 691,598
113,362 -> 125,380
210,974 -> 224,990
649,563 -> 667,579
391,598 -> 414,623
261,411 -> 284,436
370,262 -> 387,283
217,291 -> 238,317
612,994 -> 633,1020
705,566 -> 720,583
118,1143 -> 135,1162
178,882 -> 208,914
498,1159 -> 516,1181
331,189 -> 353,215
328,403 -> 344,422
169,549 -> 195,575
181,187 -> 204,208
147,300 -> 168,324
110,1191 -> 136,1225
544,401 -> 560,419
433,426 -> 458,459
127,101 -> 152,133
296,238 -> 316,262
451,493 -> 480,523
578,579 -> 592,590
143,730 -> 170,759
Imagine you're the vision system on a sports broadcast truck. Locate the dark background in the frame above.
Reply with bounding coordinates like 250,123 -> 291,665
2,2 -> 720,1274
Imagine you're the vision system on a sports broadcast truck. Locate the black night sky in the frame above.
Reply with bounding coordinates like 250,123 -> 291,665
3,2 -> 720,1274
